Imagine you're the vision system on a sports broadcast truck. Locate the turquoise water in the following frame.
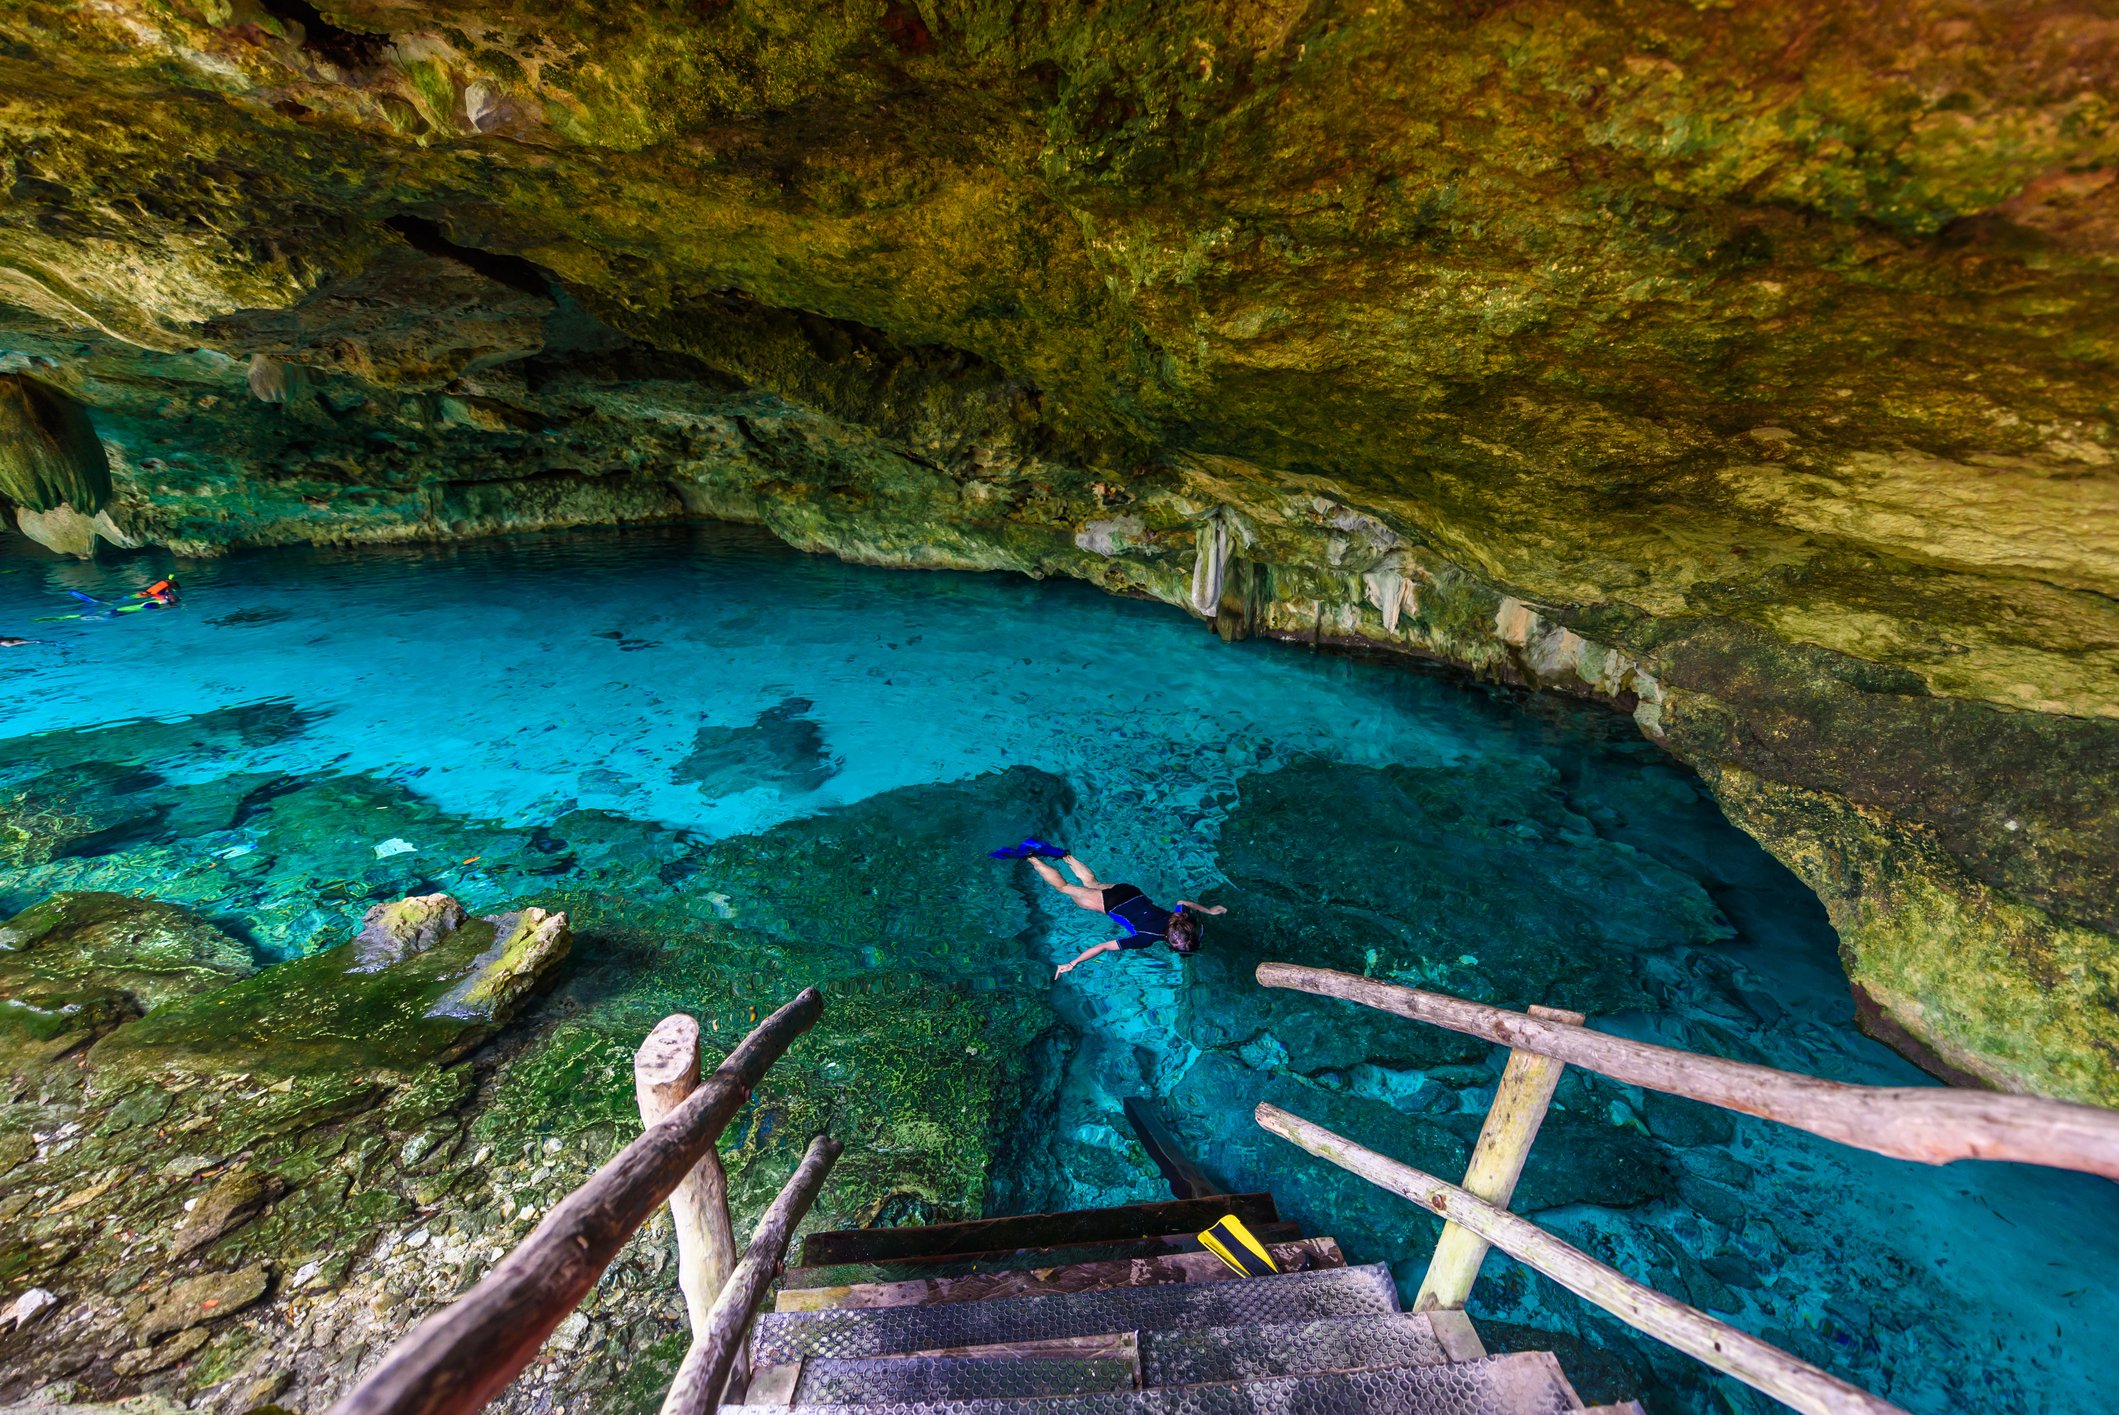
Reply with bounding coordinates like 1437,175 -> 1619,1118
1,525 -> 2111,1413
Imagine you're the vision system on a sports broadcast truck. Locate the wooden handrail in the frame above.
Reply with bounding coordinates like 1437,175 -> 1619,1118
1258,1102 -> 1909,1415
659,1133 -> 844,1415
1258,963 -> 2119,1179
330,988 -> 826,1415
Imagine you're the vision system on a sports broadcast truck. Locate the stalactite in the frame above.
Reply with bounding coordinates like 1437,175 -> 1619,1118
0,372 -> 110,514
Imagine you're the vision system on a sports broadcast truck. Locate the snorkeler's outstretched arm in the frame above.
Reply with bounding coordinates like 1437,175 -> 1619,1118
1055,940 -> 1120,978
1177,900 -> 1228,915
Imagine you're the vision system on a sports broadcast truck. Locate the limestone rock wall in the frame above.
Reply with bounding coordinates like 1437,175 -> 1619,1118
1,0 -> 2114,1101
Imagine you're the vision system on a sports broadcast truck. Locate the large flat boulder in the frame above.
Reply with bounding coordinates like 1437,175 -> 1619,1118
88,895 -> 570,1082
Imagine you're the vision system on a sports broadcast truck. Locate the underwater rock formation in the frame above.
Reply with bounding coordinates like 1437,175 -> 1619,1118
675,698 -> 840,800
0,756 -> 1071,1411
0,2 -> 2113,1101
89,893 -> 570,1080
0,893 -> 253,1070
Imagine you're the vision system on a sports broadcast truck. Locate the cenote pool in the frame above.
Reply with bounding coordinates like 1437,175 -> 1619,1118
1,525 -> 2111,1414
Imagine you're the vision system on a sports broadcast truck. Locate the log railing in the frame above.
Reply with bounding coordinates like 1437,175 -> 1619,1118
1258,964 -> 2119,1178
330,988 -> 828,1415
1255,963 -> 2119,1415
659,1133 -> 843,1413
1259,1105 -> 1905,1415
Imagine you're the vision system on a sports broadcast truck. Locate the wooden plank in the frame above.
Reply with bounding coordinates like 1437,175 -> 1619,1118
1257,1101 -> 1910,1415
798,1193 -> 1279,1267
780,1222 -> 1308,1290
328,988 -> 825,1415
773,1238 -> 1346,1311
1421,1309 -> 1487,1363
1416,1003 -> 1583,1311
901,1331 -> 1139,1363
1258,963 -> 2119,1180
635,1015 -> 739,1333
742,1359 -> 802,1407
660,1133 -> 843,1415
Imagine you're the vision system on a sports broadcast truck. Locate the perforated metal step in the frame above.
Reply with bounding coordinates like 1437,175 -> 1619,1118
752,1264 -> 1400,1365
731,1350 -> 1583,1414
755,1312 -> 1449,1405
791,1356 -> 1138,1404
1140,1313 -> 1449,1386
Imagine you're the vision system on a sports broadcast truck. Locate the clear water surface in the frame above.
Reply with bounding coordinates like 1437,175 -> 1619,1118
0,526 -> 2109,1414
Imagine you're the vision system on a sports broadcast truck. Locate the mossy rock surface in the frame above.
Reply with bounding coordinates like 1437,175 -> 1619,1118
0,893 -> 253,1065
87,898 -> 568,1082
4,0 -> 2117,1092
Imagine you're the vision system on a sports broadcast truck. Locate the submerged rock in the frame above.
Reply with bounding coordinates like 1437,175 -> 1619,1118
0,894 -> 253,1067
89,893 -> 569,1081
170,1168 -> 282,1258
0,893 -> 252,1003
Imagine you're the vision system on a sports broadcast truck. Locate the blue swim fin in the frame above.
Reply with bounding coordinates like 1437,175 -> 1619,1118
988,837 -> 1069,860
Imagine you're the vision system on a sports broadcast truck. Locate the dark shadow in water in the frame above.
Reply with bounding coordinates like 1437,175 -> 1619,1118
674,695 -> 840,797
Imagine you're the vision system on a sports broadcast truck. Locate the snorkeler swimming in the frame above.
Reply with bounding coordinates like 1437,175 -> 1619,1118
989,839 -> 1227,977
35,579 -> 181,623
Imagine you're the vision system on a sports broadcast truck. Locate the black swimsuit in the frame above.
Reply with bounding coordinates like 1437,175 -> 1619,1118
1101,884 -> 1176,949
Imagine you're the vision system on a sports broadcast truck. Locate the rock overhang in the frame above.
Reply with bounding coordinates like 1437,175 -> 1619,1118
0,0 -> 2113,1103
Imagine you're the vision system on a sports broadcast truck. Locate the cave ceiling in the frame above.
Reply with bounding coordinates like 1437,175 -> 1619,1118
2,0 -> 2116,1100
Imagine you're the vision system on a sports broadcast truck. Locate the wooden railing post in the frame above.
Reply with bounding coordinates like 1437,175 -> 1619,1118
660,1133 -> 843,1415
635,1016 -> 739,1330
330,988 -> 823,1415
1415,1003 -> 1583,1312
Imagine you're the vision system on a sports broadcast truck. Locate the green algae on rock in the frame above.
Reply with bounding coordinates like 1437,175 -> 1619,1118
0,894 -> 252,1069
0,885 -> 584,1407
0,758 -> 1073,1409
1702,762 -> 2119,1107
87,894 -> 569,1082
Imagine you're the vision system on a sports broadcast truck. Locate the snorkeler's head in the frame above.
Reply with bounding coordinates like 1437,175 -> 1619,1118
1166,909 -> 1202,954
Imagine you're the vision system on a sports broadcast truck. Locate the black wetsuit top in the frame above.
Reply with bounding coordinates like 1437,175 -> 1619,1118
1101,884 -> 1176,949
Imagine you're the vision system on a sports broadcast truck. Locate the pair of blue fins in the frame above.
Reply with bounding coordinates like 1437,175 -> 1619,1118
988,836 -> 1069,860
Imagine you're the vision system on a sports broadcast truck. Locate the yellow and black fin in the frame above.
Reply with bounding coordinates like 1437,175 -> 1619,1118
1197,1214 -> 1280,1278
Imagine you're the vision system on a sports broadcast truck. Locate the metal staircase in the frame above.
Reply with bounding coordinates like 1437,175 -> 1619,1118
733,1194 -> 1644,1414
341,971 -> 2119,1415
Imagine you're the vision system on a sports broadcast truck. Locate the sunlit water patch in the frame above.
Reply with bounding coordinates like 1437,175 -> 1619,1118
0,526 -> 2110,1414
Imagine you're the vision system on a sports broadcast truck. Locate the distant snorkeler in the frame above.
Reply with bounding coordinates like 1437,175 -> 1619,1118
987,838 -> 1228,977
36,579 -> 181,623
